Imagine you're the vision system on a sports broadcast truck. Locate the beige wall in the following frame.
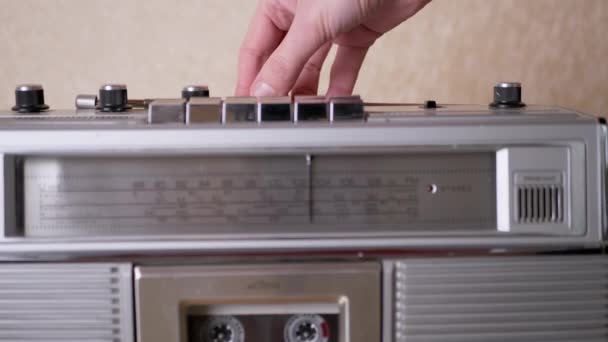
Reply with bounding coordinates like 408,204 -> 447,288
0,0 -> 606,115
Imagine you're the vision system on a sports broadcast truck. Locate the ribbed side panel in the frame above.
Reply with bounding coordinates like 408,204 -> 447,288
394,256 -> 608,342
0,263 -> 133,342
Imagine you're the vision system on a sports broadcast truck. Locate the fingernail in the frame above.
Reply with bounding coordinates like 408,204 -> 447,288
252,82 -> 276,97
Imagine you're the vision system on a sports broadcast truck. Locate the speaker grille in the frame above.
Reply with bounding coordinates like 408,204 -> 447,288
393,256 -> 608,342
516,185 -> 563,223
0,263 -> 133,342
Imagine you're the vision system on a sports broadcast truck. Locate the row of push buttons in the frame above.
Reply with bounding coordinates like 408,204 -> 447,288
149,95 -> 365,124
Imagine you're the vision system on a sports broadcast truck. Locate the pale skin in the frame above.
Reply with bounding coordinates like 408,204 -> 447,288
236,0 -> 432,97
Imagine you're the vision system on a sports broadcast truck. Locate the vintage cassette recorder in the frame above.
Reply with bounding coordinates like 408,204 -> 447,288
0,82 -> 606,341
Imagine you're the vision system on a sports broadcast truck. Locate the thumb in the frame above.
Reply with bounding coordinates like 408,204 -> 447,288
250,15 -> 328,96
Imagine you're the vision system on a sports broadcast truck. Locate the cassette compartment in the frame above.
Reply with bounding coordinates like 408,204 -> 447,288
134,262 -> 380,342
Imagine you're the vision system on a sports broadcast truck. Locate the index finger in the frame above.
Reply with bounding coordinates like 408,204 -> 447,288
235,4 -> 286,96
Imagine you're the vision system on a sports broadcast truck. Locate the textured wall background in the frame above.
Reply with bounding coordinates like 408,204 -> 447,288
0,0 -> 606,115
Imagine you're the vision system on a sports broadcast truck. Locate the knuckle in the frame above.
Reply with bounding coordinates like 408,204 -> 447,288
235,79 -> 253,92
263,0 -> 294,30
264,54 -> 293,83
328,84 -> 354,96
239,45 -> 265,61
317,15 -> 334,43
293,7 -> 332,43
302,60 -> 323,76
292,85 -> 318,95
335,26 -> 380,48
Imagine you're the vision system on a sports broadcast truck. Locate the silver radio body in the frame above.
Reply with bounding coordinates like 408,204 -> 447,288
0,88 -> 606,341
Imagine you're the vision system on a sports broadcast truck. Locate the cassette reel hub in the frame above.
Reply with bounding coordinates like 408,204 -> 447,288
285,315 -> 329,342
199,316 -> 244,342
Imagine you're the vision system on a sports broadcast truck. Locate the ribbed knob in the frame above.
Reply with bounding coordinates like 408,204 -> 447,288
12,84 -> 50,113
490,82 -> 526,108
98,84 -> 131,112
182,85 -> 210,99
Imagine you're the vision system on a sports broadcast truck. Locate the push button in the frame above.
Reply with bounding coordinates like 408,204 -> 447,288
329,95 -> 365,122
294,96 -> 328,122
222,97 -> 257,123
148,99 -> 186,124
258,96 -> 292,122
186,97 -> 222,124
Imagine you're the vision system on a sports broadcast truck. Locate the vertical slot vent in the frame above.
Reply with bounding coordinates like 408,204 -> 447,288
516,185 -> 563,223
393,256 -> 608,342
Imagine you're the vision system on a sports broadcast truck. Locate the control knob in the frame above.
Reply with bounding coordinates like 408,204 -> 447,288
182,85 -> 210,99
98,84 -> 131,112
12,84 -> 49,113
490,82 -> 525,108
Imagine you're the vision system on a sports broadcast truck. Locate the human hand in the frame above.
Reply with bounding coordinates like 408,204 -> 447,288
236,0 -> 431,97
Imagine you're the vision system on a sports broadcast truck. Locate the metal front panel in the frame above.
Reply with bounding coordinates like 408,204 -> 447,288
135,262 -> 380,342
388,255 -> 608,342
0,117 -> 604,255
0,263 -> 133,342
23,152 -> 495,237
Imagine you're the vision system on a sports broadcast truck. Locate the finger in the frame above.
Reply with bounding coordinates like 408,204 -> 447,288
326,44 -> 369,97
250,15 -> 328,97
235,4 -> 287,96
291,42 -> 332,95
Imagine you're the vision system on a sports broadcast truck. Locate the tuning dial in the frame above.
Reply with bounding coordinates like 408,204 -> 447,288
182,85 -> 210,100
12,84 -> 50,113
490,82 -> 525,108
98,84 -> 131,112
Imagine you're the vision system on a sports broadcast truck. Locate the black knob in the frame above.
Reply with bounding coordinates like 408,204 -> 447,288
490,82 -> 526,108
12,84 -> 50,113
98,84 -> 131,112
423,100 -> 438,109
182,85 -> 210,99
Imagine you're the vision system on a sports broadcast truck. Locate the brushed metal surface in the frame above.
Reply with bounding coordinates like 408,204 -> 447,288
135,262 -> 380,342
389,255 -> 608,342
0,263 -> 133,341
